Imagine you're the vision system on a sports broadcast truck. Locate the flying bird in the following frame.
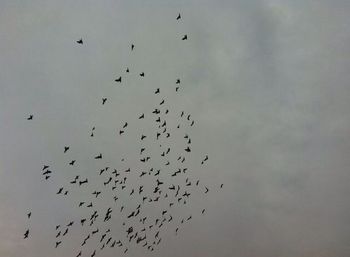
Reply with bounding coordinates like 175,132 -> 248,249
24,229 -> 29,239
27,115 -> 33,120
177,13 -> 181,20
77,38 -> 83,44
182,34 -> 188,40
94,153 -> 102,159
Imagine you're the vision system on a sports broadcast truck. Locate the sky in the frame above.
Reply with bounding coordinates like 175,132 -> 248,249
1,0 -> 350,257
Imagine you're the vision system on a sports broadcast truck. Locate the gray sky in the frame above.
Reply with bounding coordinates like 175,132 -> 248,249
1,0 -> 350,256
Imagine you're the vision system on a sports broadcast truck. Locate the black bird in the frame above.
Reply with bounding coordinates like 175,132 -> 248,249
115,76 -> 122,82
67,221 -> 74,227
57,187 -> 64,194
27,212 -> 31,219
77,38 -> 83,44
126,67 -> 129,73
202,209 -> 206,214
131,44 -> 134,51
205,187 -> 209,193
76,251 -> 82,257
177,13 -> 181,20
140,72 -> 145,77
123,122 -> 128,128
79,179 -> 88,186
55,241 -> 62,248
63,228 -> 68,236
176,79 -> 181,84
69,160 -> 76,166
141,135 -> 146,140
201,155 -> 208,164
80,219 -> 86,225
94,153 -> 102,159
159,99 -> 164,105
155,88 -> 160,94
64,146 -> 70,153
42,170 -> 51,175
79,202 -> 85,207
220,183 -> 224,188
102,98 -> 107,105
119,130 -> 124,135
185,146 -> 191,152
27,115 -> 33,120
43,165 -> 49,170
56,225 -> 60,230
182,34 -> 188,40
139,113 -> 144,119
24,229 -> 29,239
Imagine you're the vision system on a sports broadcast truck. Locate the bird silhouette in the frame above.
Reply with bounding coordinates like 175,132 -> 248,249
27,115 -> 33,120
115,76 -> 122,83
177,13 -> 181,20
94,153 -> 102,159
24,229 -> 29,239
140,72 -> 145,77
77,38 -> 83,44
182,34 -> 188,40
64,146 -> 70,153
131,44 -> 134,51
69,160 -> 76,166
102,98 -> 107,105
27,212 -> 31,219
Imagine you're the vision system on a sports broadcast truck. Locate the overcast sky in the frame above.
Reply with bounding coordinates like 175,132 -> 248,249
1,1 -> 350,257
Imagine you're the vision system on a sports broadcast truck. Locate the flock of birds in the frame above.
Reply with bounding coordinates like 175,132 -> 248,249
24,12 -> 223,256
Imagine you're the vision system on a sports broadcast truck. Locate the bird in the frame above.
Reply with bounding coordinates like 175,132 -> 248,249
176,79 -> 181,84
139,113 -> 144,119
102,98 -> 107,105
220,183 -> 224,188
140,72 -> 145,77
177,13 -> 181,20
131,44 -> 134,51
205,187 -> 209,193
155,88 -> 160,94
64,146 -> 70,153
55,241 -> 62,248
202,209 -> 206,214
123,122 -> 128,128
94,153 -> 102,159
115,76 -> 122,83
77,38 -> 83,44
57,187 -> 64,194
182,34 -> 188,40
27,212 -> 31,219
69,160 -> 76,166
27,115 -> 33,120
24,229 -> 29,239
42,165 -> 49,171
126,67 -> 129,73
